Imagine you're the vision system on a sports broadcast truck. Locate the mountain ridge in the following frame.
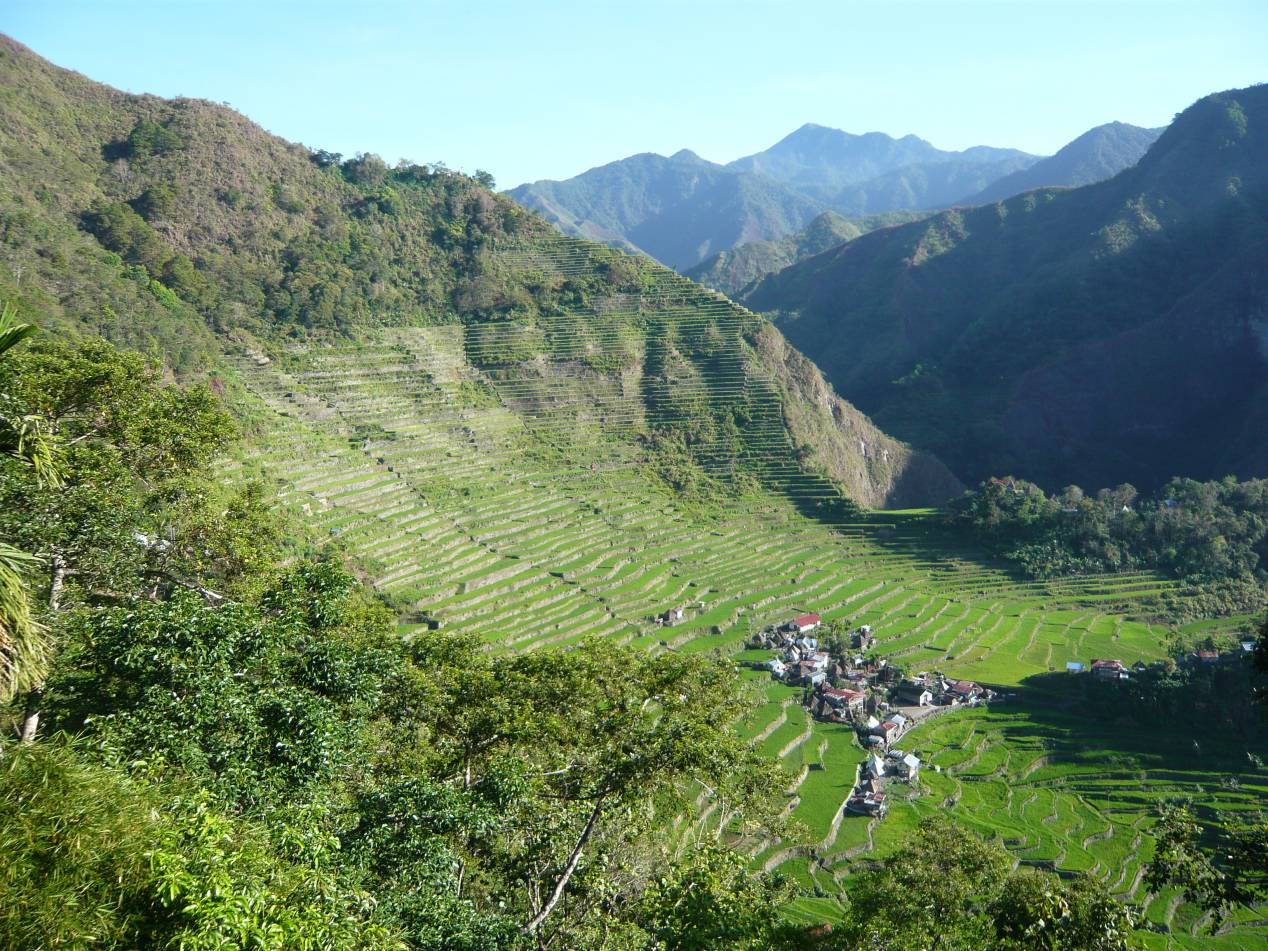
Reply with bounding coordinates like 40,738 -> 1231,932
0,32 -> 959,510
744,84 -> 1268,490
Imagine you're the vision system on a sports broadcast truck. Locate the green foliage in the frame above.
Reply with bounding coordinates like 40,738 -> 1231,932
1145,802 -> 1268,928
831,817 -> 1137,950
124,118 -> 185,158
949,475 -> 1268,604
635,846 -> 801,950
0,741 -> 396,950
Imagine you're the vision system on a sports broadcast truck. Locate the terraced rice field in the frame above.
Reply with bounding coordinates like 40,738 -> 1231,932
220,236 -> 1265,945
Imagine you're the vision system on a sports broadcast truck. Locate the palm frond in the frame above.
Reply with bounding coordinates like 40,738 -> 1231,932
0,302 -> 36,358
0,542 -> 48,704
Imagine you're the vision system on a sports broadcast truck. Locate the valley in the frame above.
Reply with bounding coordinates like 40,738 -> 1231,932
1,23 -> 1265,950
223,232 -> 1265,948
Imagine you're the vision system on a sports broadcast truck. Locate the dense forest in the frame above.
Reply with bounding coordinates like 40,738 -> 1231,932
949,476 -> 1268,613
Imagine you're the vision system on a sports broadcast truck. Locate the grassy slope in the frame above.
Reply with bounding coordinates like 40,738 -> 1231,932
746,85 -> 1268,491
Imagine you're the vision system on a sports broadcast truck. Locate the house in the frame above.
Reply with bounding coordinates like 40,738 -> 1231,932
1242,640 -> 1257,653
660,607 -> 685,626
1196,650 -> 1220,665
793,662 -> 826,686
873,721 -> 900,746
860,776 -> 883,796
895,681 -> 933,706
889,713 -> 908,731
946,680 -> 983,703
897,753 -> 920,779
846,791 -> 887,817
1066,661 -> 1084,673
766,657 -> 787,677
788,613 -> 822,634
1091,659 -> 1127,680
852,625 -> 875,650
821,687 -> 867,713
865,754 -> 887,777
809,651 -> 832,671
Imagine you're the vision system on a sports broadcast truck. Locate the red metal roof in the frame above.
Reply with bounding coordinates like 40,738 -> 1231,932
792,613 -> 822,627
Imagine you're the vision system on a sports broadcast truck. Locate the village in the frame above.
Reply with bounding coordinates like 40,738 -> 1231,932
742,611 -> 1260,823
746,612 -> 997,820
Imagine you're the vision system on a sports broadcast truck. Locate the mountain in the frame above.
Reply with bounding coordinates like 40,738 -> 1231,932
964,121 -> 1164,204
507,127 -> 1040,270
730,123 -> 1038,210
505,150 -> 826,269
745,85 -> 1268,491
685,210 -> 925,296
0,33 -> 958,510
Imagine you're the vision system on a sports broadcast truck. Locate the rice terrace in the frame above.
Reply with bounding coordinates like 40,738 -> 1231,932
223,235 -> 1267,948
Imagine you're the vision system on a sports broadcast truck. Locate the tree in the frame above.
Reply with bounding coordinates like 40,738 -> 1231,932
0,303 -> 57,711
412,635 -> 786,944
990,871 -> 1137,950
0,740 -> 398,949
635,845 -> 801,950
0,332 -> 243,740
1146,802 -> 1268,927
831,817 -> 1136,950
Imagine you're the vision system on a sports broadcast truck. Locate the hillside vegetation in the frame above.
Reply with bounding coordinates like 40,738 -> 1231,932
746,85 -> 1268,491
686,210 -> 925,297
966,122 -> 1162,204
0,34 -> 953,511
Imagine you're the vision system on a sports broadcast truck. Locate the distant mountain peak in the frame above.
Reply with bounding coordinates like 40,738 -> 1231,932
669,147 -> 705,163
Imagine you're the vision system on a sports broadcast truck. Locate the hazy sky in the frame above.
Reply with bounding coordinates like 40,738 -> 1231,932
4,0 -> 1266,189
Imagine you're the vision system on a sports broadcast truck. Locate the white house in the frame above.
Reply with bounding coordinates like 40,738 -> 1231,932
789,613 -> 822,634
899,753 -> 920,779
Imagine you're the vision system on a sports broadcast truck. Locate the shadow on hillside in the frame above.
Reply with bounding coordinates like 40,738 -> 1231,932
827,508 -> 1035,584
964,670 -> 1268,801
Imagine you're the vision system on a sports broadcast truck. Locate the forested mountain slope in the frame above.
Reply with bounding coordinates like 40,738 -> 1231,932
505,150 -> 828,270
0,33 -> 957,511
507,127 -> 1035,268
685,210 -> 925,296
746,85 -> 1268,491
965,121 -> 1163,204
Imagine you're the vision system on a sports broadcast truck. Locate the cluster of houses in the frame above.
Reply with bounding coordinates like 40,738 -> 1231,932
750,614 -> 879,688
1066,641 -> 1256,680
846,748 -> 923,817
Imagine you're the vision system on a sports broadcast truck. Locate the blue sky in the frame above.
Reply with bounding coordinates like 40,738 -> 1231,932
4,0 -> 1265,188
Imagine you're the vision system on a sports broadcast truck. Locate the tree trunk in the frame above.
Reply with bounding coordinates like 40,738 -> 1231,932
21,554 -> 66,744
522,796 -> 607,936
48,554 -> 65,613
19,689 -> 40,743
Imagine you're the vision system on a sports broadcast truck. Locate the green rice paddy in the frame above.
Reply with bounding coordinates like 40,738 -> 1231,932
222,236 -> 1266,946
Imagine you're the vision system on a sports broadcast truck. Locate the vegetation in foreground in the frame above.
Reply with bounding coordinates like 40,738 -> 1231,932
4,313 -> 1235,949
